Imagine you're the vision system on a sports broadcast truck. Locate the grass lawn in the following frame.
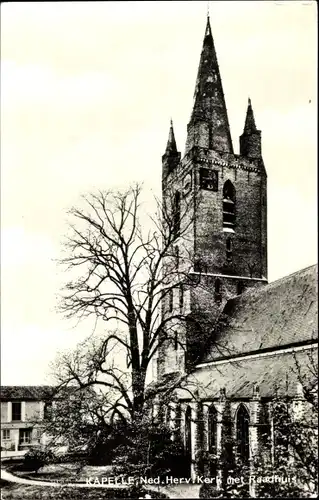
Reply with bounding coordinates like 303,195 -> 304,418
1,478 -> 168,499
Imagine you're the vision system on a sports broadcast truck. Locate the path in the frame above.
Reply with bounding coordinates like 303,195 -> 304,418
0,468 -> 124,488
156,484 -> 201,499
1,469 -> 201,498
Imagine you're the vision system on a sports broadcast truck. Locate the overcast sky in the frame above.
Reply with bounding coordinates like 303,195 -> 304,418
1,1 -> 317,385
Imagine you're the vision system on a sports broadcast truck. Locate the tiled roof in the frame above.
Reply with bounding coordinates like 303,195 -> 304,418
0,385 -> 91,401
177,347 -> 317,399
203,264 -> 318,363
0,386 -> 56,401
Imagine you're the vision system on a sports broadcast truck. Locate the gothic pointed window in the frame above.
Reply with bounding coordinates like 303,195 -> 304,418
208,405 -> 218,454
236,404 -> 250,463
223,180 -> 236,231
173,191 -> 181,237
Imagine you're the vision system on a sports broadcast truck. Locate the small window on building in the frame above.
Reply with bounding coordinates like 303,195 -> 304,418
214,279 -> 222,303
19,428 -> 32,445
173,191 -> 181,237
179,285 -> 184,313
200,168 -> 218,191
12,402 -> 22,421
35,428 -> 42,443
2,429 -> 10,440
237,281 -> 244,295
226,237 -> 232,261
236,404 -> 250,463
44,402 -> 53,420
169,288 -> 174,312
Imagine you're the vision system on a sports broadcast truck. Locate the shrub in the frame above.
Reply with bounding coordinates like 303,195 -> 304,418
22,448 -> 56,473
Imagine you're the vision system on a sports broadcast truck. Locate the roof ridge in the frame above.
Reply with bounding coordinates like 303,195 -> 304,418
268,263 -> 317,286
237,264 -> 317,301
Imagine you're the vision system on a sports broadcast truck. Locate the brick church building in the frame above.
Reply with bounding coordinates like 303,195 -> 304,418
151,15 -> 317,489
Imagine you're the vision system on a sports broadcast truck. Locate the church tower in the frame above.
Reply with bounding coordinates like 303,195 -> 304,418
158,16 -> 267,376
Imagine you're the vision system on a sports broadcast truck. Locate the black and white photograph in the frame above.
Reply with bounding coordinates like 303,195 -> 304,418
1,1 -> 317,498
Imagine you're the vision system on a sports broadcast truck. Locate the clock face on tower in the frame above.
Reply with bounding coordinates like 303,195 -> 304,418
183,173 -> 192,196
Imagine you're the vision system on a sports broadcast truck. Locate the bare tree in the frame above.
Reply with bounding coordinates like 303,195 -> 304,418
58,184 -> 198,423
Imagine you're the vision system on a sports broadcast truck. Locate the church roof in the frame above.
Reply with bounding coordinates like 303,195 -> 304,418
181,346 -> 317,400
202,264 -> 318,363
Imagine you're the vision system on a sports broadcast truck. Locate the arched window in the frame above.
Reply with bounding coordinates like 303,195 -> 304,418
173,191 -> 181,237
236,404 -> 250,463
208,405 -> 218,454
226,237 -> 232,261
237,281 -> 244,295
214,279 -> 222,303
223,181 -> 236,231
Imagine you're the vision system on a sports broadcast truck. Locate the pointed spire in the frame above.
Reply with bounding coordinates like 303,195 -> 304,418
204,14 -> 212,39
240,98 -> 262,159
165,119 -> 177,155
186,16 -> 233,153
162,119 -> 181,177
243,97 -> 258,134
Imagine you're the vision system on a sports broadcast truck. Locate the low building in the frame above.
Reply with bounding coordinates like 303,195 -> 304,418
0,386 -> 55,453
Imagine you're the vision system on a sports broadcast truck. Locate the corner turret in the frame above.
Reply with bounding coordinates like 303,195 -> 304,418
162,119 -> 181,180
240,98 -> 262,159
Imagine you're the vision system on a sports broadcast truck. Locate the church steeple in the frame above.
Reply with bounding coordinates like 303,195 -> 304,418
185,16 -> 233,154
240,98 -> 262,159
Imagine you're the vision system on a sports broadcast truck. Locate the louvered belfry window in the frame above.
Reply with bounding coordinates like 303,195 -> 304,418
223,180 -> 236,230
